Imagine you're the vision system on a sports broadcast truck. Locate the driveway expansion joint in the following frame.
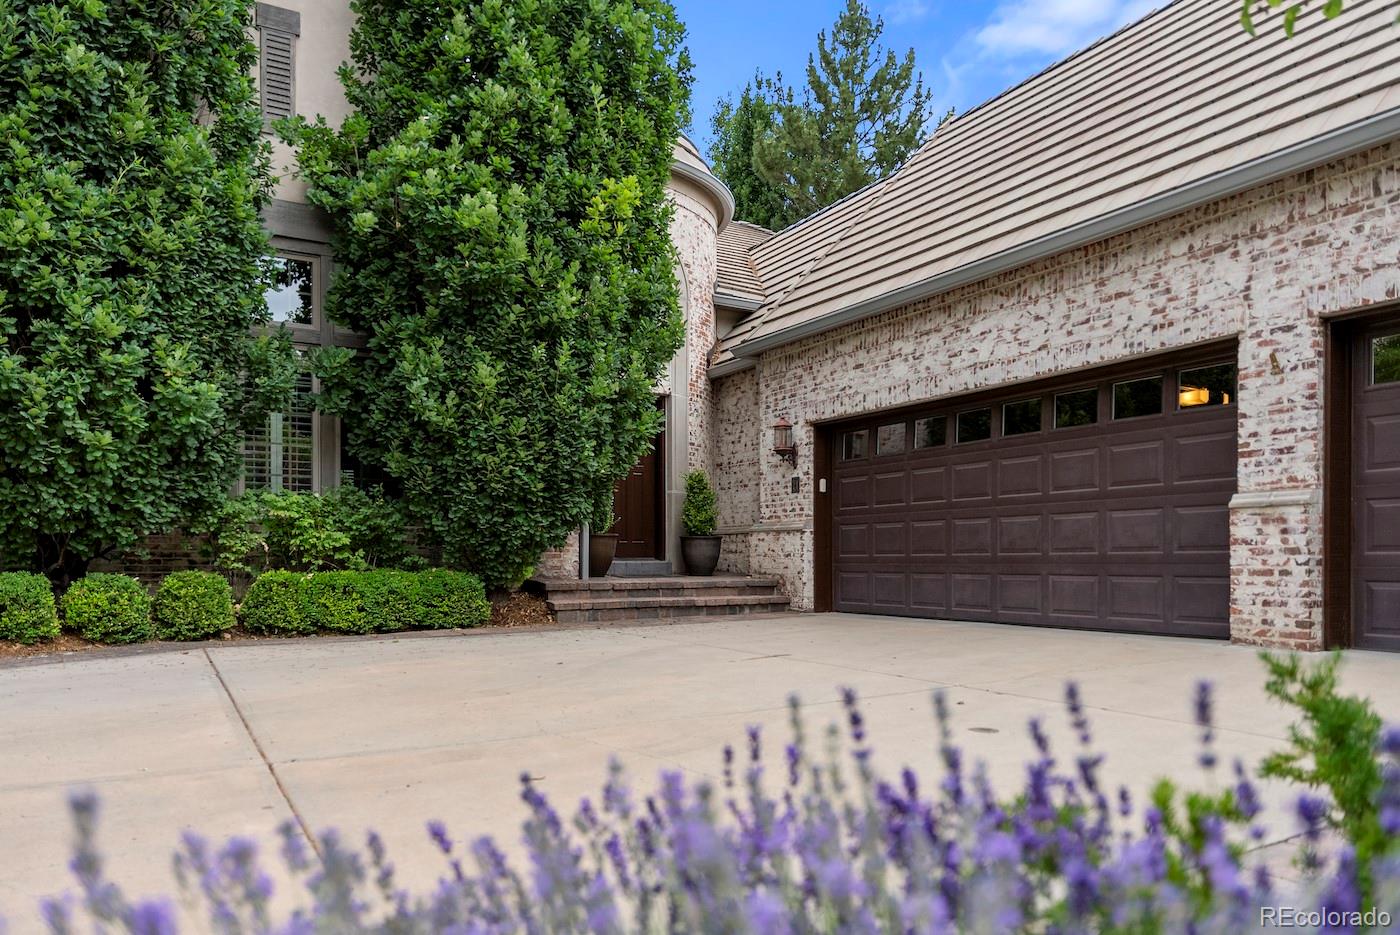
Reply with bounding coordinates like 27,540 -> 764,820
202,649 -> 319,856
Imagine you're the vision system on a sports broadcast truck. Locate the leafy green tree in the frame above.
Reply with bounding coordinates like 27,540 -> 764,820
291,0 -> 691,588
751,0 -> 934,224
1241,0 -> 1346,36
0,0 -> 293,587
709,82 -> 791,230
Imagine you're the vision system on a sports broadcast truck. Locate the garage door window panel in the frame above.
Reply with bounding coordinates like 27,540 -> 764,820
1373,334 -> 1400,385
1178,363 -> 1236,408
877,423 -> 907,456
1113,376 -> 1164,419
1003,398 -> 1043,436
1055,388 -> 1099,428
842,430 -> 868,461
915,416 -> 947,449
957,408 -> 992,443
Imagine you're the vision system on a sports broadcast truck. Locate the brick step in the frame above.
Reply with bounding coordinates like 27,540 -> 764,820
543,584 -> 782,600
550,594 -> 791,625
533,575 -> 780,592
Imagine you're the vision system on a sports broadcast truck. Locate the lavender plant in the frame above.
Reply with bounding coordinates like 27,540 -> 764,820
23,679 -> 1400,934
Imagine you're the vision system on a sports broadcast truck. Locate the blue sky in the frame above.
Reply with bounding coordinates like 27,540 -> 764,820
675,0 -> 1159,153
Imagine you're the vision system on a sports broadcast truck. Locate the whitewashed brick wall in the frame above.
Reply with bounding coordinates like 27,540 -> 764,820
715,143 -> 1400,648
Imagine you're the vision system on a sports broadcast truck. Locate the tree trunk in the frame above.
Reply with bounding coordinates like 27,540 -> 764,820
35,535 -> 91,593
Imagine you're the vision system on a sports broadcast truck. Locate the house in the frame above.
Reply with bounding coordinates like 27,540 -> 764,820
232,0 -> 1399,652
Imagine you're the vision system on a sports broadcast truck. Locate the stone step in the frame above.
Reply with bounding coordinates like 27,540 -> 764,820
549,594 -> 791,625
607,559 -> 674,577
534,575 -> 782,592
535,579 -> 783,601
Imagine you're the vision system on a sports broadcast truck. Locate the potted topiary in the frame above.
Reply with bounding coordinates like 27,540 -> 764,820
680,470 -> 722,576
588,500 -> 620,578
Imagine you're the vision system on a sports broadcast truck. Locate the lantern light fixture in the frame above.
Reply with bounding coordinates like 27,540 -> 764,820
772,416 -> 797,466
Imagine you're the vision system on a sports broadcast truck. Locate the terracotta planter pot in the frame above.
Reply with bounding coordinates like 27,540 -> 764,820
588,533 -> 619,578
681,535 -> 722,577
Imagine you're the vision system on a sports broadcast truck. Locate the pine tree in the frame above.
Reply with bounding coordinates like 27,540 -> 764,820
709,82 -> 790,230
751,0 -> 933,222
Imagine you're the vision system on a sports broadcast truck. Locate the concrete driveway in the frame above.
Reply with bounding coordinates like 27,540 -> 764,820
2,614 -> 1397,930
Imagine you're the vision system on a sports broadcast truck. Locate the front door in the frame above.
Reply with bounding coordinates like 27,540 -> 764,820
1353,322 -> 1400,651
611,423 -> 665,560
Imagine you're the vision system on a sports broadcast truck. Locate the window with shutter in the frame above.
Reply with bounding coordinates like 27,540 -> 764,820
243,366 -> 316,492
255,4 -> 300,124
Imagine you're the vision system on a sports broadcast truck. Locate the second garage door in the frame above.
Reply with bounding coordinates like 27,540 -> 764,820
829,351 -> 1238,637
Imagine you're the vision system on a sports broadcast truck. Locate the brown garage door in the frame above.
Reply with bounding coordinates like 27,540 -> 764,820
830,352 -> 1238,637
1353,323 -> 1400,651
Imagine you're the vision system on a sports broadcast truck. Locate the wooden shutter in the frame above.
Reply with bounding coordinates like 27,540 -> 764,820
255,4 -> 300,123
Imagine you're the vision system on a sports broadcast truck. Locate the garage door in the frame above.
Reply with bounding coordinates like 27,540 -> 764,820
830,352 -> 1238,637
1353,322 -> 1400,651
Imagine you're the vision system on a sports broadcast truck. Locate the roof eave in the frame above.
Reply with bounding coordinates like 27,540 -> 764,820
733,106 -> 1400,359
671,159 -> 736,233
714,291 -> 764,312
707,356 -> 757,379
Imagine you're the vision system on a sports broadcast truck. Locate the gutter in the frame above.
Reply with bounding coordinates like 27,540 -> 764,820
670,159 -> 736,233
707,356 -> 757,379
733,106 -> 1400,358
714,291 -> 764,312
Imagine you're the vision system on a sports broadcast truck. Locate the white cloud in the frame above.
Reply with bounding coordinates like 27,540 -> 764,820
885,0 -> 931,24
974,0 -> 1157,58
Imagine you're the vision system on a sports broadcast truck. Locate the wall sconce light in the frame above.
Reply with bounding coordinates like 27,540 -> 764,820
772,416 -> 798,466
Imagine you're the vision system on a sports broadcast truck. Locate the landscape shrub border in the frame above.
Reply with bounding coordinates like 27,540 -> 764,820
153,571 -> 236,641
240,569 -> 490,637
0,572 -> 60,644
1,568 -> 491,646
60,574 -> 153,645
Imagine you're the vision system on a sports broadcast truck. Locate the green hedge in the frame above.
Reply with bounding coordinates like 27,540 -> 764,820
240,570 -> 489,636
239,571 -> 315,636
153,572 -> 235,641
62,574 -> 152,644
0,572 -> 60,644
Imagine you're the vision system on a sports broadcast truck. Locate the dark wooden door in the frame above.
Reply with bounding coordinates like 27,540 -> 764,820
829,350 -> 1238,637
611,427 -> 665,559
1353,323 -> 1400,651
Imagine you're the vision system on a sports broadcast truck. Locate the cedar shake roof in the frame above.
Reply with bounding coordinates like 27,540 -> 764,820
710,0 -> 1400,370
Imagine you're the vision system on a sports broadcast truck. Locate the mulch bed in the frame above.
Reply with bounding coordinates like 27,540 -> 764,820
489,589 -> 554,628
0,590 -> 555,662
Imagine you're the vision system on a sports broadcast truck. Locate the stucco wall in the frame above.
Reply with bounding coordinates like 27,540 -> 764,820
739,143 -> 1400,648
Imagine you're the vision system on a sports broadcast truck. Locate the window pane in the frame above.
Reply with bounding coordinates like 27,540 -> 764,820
1002,398 -> 1041,436
243,370 -> 314,491
842,430 -> 868,461
956,408 -> 991,443
914,416 -> 946,449
266,255 -> 315,325
876,422 -> 906,456
1113,376 -> 1163,419
1178,363 -> 1236,408
1055,387 -> 1098,428
1373,335 -> 1400,385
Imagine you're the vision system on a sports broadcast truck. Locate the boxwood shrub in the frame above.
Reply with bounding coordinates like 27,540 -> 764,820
0,572 -> 60,644
153,572 -> 235,641
239,571 -> 315,636
238,570 -> 489,635
62,574 -> 152,644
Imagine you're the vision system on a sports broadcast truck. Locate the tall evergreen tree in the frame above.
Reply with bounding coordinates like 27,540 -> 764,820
708,82 -> 790,230
0,0 -> 293,586
752,0 -> 933,223
292,0 -> 691,587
